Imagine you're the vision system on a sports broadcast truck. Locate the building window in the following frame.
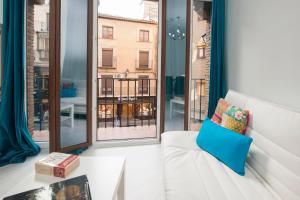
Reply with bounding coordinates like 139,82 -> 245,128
139,30 -> 149,42
102,48 -> 113,67
139,51 -> 149,68
197,46 -> 205,59
102,26 -> 113,39
46,13 -> 50,31
37,32 -> 49,60
138,75 -> 149,94
101,75 -> 113,95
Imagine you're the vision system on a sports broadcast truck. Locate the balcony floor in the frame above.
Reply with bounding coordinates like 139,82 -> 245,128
32,120 -> 157,142
97,125 -> 157,141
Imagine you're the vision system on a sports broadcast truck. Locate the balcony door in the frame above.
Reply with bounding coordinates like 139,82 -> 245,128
49,0 -> 93,152
160,0 -> 212,133
96,0 -> 159,142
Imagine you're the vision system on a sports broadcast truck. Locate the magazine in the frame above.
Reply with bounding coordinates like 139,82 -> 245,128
3,175 -> 92,200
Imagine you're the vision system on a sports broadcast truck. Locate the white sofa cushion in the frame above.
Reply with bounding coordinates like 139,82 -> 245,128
225,91 -> 300,200
162,90 -> 300,200
162,131 -> 281,200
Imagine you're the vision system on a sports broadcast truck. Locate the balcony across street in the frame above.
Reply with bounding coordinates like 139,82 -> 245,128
97,77 -> 157,141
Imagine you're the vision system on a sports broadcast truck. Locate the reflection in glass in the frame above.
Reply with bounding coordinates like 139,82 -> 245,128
190,0 -> 212,131
60,0 -> 88,148
164,0 -> 187,131
28,2 -> 50,142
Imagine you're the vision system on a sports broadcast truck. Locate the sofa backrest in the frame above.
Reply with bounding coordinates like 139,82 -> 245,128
225,90 -> 300,200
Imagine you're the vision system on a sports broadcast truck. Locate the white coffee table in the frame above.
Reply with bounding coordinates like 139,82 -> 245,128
1,156 -> 126,200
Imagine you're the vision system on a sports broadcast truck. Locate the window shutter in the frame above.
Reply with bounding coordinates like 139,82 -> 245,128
139,51 -> 149,68
101,75 -> 113,95
102,49 -> 113,67
138,75 -> 149,94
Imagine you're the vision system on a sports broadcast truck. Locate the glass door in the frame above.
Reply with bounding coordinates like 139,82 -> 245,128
161,0 -> 190,132
189,0 -> 212,131
49,0 -> 93,152
96,0 -> 159,141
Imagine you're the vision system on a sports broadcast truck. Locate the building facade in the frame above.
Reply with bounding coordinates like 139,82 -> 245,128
97,14 -> 159,126
98,14 -> 158,97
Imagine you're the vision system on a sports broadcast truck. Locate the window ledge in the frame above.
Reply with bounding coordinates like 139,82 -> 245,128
100,38 -> 115,40
98,66 -> 117,69
136,67 -> 152,70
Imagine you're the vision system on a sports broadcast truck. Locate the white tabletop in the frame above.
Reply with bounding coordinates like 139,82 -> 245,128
1,156 -> 126,200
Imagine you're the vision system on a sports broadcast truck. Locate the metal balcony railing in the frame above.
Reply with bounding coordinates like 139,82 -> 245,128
191,78 -> 207,122
97,77 -> 157,128
33,74 -> 49,130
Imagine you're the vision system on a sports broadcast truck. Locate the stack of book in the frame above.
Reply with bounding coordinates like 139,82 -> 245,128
35,152 -> 80,178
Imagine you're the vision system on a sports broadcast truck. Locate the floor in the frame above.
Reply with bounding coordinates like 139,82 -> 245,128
33,120 -> 157,142
97,125 -> 157,140
32,118 -> 87,147
0,144 -> 165,200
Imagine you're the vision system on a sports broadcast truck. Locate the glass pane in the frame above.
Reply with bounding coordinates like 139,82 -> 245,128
190,0 -> 212,131
60,0 -> 88,148
164,0 -> 187,131
28,2 -> 50,142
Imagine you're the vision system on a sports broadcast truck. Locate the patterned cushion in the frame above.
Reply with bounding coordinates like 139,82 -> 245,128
221,106 -> 249,134
211,99 -> 230,124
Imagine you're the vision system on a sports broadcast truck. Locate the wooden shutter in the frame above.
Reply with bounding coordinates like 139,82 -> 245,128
102,49 -> 113,67
139,51 -> 149,68
138,75 -> 149,94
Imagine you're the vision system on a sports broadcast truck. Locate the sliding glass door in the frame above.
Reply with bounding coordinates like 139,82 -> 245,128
189,0 -> 212,131
49,0 -> 93,152
161,0 -> 211,133
161,0 -> 190,132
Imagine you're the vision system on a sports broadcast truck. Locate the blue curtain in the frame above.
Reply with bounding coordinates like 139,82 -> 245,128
0,0 -> 40,167
208,0 -> 227,118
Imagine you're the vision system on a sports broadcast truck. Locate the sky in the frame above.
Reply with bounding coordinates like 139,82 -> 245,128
98,0 -> 144,19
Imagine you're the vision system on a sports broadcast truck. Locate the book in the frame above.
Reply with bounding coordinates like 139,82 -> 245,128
35,152 -> 80,178
3,175 -> 92,200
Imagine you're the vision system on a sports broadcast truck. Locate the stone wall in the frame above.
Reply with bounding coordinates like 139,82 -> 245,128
26,0 -> 35,134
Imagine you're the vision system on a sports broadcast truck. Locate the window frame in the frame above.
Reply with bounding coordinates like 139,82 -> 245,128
102,25 -> 114,39
37,31 -> 49,61
197,46 -> 206,59
139,29 -> 150,42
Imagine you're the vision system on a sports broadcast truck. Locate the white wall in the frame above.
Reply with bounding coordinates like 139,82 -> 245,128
225,0 -> 300,112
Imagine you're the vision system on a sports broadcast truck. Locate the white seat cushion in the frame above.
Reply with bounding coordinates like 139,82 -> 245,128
162,131 -> 281,200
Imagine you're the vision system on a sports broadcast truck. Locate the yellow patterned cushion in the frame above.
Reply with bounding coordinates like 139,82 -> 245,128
221,106 -> 249,134
211,98 -> 230,124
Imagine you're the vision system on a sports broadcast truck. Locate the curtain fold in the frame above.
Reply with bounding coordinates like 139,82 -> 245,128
208,0 -> 227,118
0,0 -> 40,167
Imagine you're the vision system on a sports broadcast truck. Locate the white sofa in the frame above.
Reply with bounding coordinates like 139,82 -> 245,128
162,90 -> 300,200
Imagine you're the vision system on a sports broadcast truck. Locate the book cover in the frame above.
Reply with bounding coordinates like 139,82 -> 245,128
3,175 -> 92,200
35,152 -> 80,178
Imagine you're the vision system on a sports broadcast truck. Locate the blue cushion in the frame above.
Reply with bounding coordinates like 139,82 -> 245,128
196,119 -> 253,175
60,88 -> 77,98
